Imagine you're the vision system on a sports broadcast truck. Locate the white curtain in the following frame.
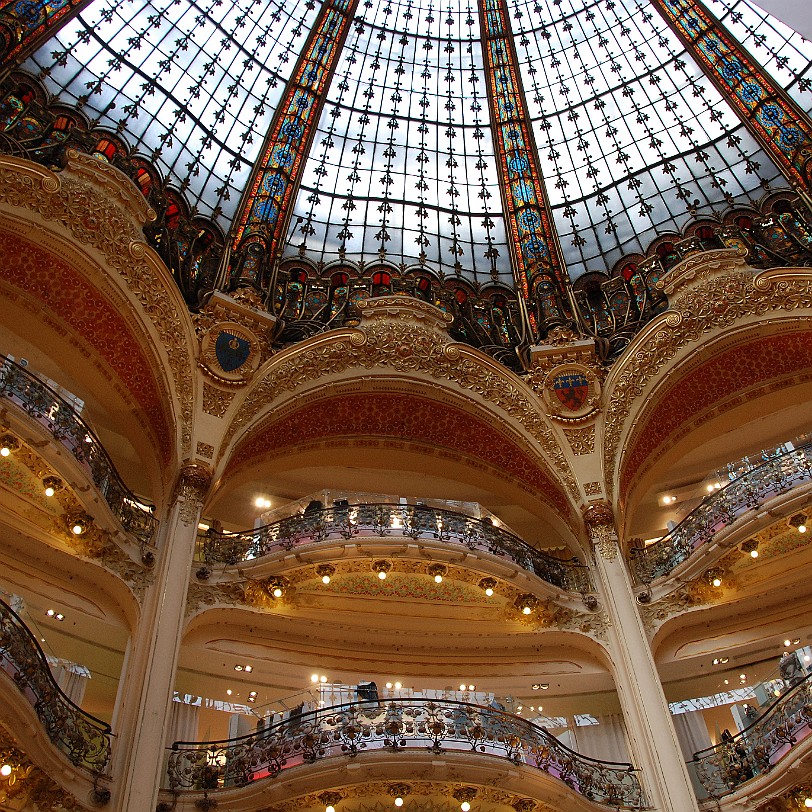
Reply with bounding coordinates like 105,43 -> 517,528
570,714 -> 630,763
49,659 -> 88,706
165,699 -> 200,747
672,710 -> 713,760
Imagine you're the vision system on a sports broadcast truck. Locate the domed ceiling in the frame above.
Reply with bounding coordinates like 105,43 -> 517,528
23,0 -> 812,284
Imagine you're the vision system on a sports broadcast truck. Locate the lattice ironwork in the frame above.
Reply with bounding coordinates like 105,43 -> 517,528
0,354 -> 157,545
199,501 -> 594,594
167,697 -> 644,808
0,597 -> 111,772
631,441 -> 812,584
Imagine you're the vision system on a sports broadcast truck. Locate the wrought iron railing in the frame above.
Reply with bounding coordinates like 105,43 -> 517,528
167,698 -> 644,807
0,355 -> 157,545
199,503 -> 594,594
0,597 -> 111,772
692,672 -> 812,798
631,442 -> 812,583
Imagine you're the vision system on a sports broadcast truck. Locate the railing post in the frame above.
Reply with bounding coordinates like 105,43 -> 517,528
108,463 -> 211,812
584,502 -> 700,812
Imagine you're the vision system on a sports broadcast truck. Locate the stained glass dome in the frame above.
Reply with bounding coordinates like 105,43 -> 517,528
15,0 -> 812,287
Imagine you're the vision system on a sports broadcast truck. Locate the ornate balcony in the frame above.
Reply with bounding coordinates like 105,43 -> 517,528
692,672 -> 812,799
0,354 -> 157,545
199,502 -> 594,594
0,597 -> 111,772
631,442 -> 812,584
167,697 -> 644,808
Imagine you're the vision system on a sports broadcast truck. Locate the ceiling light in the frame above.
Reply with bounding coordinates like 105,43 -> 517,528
515,594 -> 538,615
741,539 -> 758,558
69,514 -> 91,535
226,689 -> 232,696
784,639 -> 792,647
373,560 -> 392,580
317,563 -> 336,584
479,577 -> 497,597
388,783 -> 410,807
46,609 -> 55,617
706,484 -> 715,493
266,576 -> 288,599
311,674 -> 319,683
789,513 -> 808,533
453,787 -> 477,812
804,799 -> 812,808
234,665 -> 244,671
386,682 -> 392,689
320,675 -> 327,683
318,790 -> 342,812
55,613 -> 64,621
468,684 -> 475,691
705,568 -> 724,588
244,665 -> 252,673
0,764 -> 11,777
394,681 -> 402,690
460,683 -> 467,691
532,683 -> 540,690
0,434 -> 20,457
428,563 -> 447,583
42,475 -> 62,497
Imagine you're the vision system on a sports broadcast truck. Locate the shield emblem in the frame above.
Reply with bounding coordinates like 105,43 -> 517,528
553,372 -> 590,412
215,331 -> 251,373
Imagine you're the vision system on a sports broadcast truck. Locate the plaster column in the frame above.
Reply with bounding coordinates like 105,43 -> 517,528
109,462 -> 211,812
584,503 -> 700,812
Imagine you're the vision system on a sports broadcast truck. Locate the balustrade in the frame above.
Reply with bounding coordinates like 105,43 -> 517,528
692,672 -> 812,798
631,442 -> 812,583
0,355 -> 157,545
167,697 -> 643,808
200,502 -> 593,594
0,597 -> 111,772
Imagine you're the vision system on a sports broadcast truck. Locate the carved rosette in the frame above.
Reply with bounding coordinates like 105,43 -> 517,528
174,463 -> 212,526
583,502 -> 619,561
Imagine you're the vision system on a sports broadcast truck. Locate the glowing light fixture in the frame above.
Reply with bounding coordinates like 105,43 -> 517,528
317,563 -> 336,585
372,560 -> 392,580
0,764 -> 11,777
479,577 -> 497,597
0,434 -> 20,457
42,475 -> 62,497
515,594 -> 538,615
318,790 -> 342,812
453,787 -> 477,812
741,539 -> 758,559
388,783 -> 411,808
266,576 -> 288,599
427,563 -> 447,584
789,513 -> 808,534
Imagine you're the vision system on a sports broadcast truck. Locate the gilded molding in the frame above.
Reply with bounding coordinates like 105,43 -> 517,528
563,425 -> 595,455
583,502 -> 618,561
0,154 -> 195,456
202,382 -> 236,417
223,301 -> 578,500
604,265 -> 812,502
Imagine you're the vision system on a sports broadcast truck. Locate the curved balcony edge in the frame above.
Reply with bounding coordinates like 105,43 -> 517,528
166,698 -> 644,809
691,670 -> 812,800
0,596 -> 112,773
0,354 -> 158,546
199,503 -> 594,595
631,441 -> 812,585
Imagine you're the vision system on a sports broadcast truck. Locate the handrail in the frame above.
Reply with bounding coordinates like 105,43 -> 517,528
0,354 -> 157,545
0,597 -> 111,772
199,502 -> 594,594
167,697 -> 644,808
631,441 -> 812,583
691,671 -> 812,798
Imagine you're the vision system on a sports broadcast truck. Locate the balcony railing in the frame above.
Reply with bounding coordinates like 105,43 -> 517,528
167,698 -> 644,808
692,672 -> 812,798
0,354 -> 157,545
200,503 -> 594,594
0,597 -> 111,772
631,442 -> 812,584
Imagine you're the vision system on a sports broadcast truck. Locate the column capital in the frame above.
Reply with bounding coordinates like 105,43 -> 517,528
173,462 -> 212,524
583,501 -> 619,561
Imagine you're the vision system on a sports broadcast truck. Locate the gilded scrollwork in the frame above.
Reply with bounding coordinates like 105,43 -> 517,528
563,426 -> 595,455
604,265 -> 812,502
583,502 -> 618,562
203,382 -> 236,417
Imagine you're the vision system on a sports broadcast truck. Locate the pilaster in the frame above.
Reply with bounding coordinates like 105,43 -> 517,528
109,463 -> 211,812
584,502 -> 700,812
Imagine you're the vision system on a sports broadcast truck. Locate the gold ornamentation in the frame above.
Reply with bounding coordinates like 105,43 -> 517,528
0,729 -> 83,810
583,502 -> 618,561
538,362 -> 601,422
174,462 -> 211,525
203,382 -> 235,417
195,442 -> 214,460
563,425 -> 595,455
583,481 -> 602,496
638,579 -> 719,636
604,265 -> 812,502
0,154 -> 195,454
